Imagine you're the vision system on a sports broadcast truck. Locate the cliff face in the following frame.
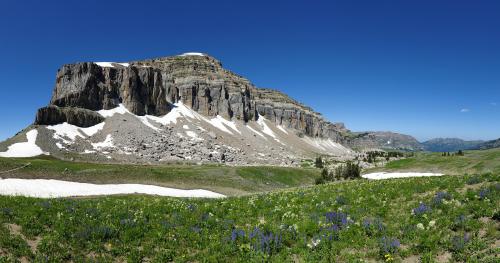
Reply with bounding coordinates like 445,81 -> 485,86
37,54 -> 348,142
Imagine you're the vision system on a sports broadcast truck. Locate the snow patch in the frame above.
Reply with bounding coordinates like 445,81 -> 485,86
257,115 -> 277,139
0,130 -> 46,157
95,62 -> 130,68
362,172 -> 443,180
92,134 -> 114,149
185,131 -> 202,140
246,124 -> 265,138
55,143 -> 65,149
208,116 -> 240,135
179,52 -> 205,57
137,116 -> 160,131
80,123 -> 105,137
0,178 -> 225,198
98,104 -> 129,117
302,137 -> 350,154
98,105 -> 159,131
47,123 -> 85,142
277,125 -> 289,134
47,122 -> 105,145
146,102 -> 196,125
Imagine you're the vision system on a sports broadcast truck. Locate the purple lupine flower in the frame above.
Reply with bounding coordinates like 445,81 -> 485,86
433,191 -> 451,205
478,188 -> 490,200
39,200 -> 51,209
1,207 -> 13,217
248,228 -> 282,255
456,214 -> 466,224
187,204 -> 196,211
451,233 -> 471,251
191,226 -> 201,234
231,229 -> 245,242
325,212 -> 348,227
249,227 -> 261,239
413,203 -> 431,216
362,218 -> 372,230
380,236 -> 400,254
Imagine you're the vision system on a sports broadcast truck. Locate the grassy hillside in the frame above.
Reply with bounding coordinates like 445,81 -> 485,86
0,156 -> 319,196
0,174 -> 498,262
366,148 -> 500,175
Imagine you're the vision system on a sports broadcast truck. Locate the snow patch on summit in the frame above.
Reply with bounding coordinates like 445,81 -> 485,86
95,62 -> 130,68
179,52 -> 205,57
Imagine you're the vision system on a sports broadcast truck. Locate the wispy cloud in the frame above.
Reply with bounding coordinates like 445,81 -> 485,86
490,102 -> 497,106
460,108 -> 470,113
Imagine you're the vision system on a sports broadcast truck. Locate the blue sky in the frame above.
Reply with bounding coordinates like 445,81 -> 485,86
0,0 -> 499,141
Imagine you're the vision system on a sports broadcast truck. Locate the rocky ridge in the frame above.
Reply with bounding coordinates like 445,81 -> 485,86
41,54 -> 347,142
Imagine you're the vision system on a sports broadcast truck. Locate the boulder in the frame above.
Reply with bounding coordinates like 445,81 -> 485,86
34,105 -> 104,127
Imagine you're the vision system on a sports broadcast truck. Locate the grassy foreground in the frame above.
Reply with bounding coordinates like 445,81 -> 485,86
0,156 -> 319,196
1,173 -> 498,262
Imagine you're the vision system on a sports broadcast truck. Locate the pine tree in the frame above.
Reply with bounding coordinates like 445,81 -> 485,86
315,156 -> 323,168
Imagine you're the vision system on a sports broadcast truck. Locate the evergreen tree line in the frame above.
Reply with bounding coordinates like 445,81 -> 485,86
315,162 -> 361,184
441,150 -> 464,156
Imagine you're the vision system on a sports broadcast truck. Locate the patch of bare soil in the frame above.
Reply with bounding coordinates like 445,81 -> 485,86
435,251 -> 452,262
402,255 -> 419,263
4,223 -> 41,253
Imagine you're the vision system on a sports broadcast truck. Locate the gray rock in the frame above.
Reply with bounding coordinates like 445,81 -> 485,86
34,105 -> 104,127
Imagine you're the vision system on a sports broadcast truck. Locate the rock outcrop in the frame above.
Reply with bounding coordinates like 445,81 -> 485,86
44,54 -> 349,142
35,105 -> 104,127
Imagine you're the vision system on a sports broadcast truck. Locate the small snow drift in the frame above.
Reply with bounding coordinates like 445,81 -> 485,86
362,172 -> 443,180
0,178 -> 225,198
179,52 -> 205,57
95,62 -> 130,68
0,130 -> 46,157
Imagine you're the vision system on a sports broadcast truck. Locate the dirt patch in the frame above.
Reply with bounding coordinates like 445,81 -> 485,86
4,223 -> 41,253
457,182 -> 486,194
402,255 -> 419,263
5,223 -> 22,235
436,251 -> 452,262
479,216 -> 491,224
492,239 -> 500,249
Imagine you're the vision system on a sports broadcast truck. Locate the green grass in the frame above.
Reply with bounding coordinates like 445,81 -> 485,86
367,148 -> 500,175
0,156 -> 319,196
0,174 -> 498,262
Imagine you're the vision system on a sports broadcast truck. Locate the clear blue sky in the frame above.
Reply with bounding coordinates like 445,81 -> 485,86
0,0 -> 499,141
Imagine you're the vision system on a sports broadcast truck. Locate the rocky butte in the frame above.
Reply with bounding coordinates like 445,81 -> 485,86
0,53 -> 421,165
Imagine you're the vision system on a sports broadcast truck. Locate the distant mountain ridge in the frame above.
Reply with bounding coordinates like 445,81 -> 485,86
348,131 -> 424,151
421,138 -> 484,152
475,138 -> 500,150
